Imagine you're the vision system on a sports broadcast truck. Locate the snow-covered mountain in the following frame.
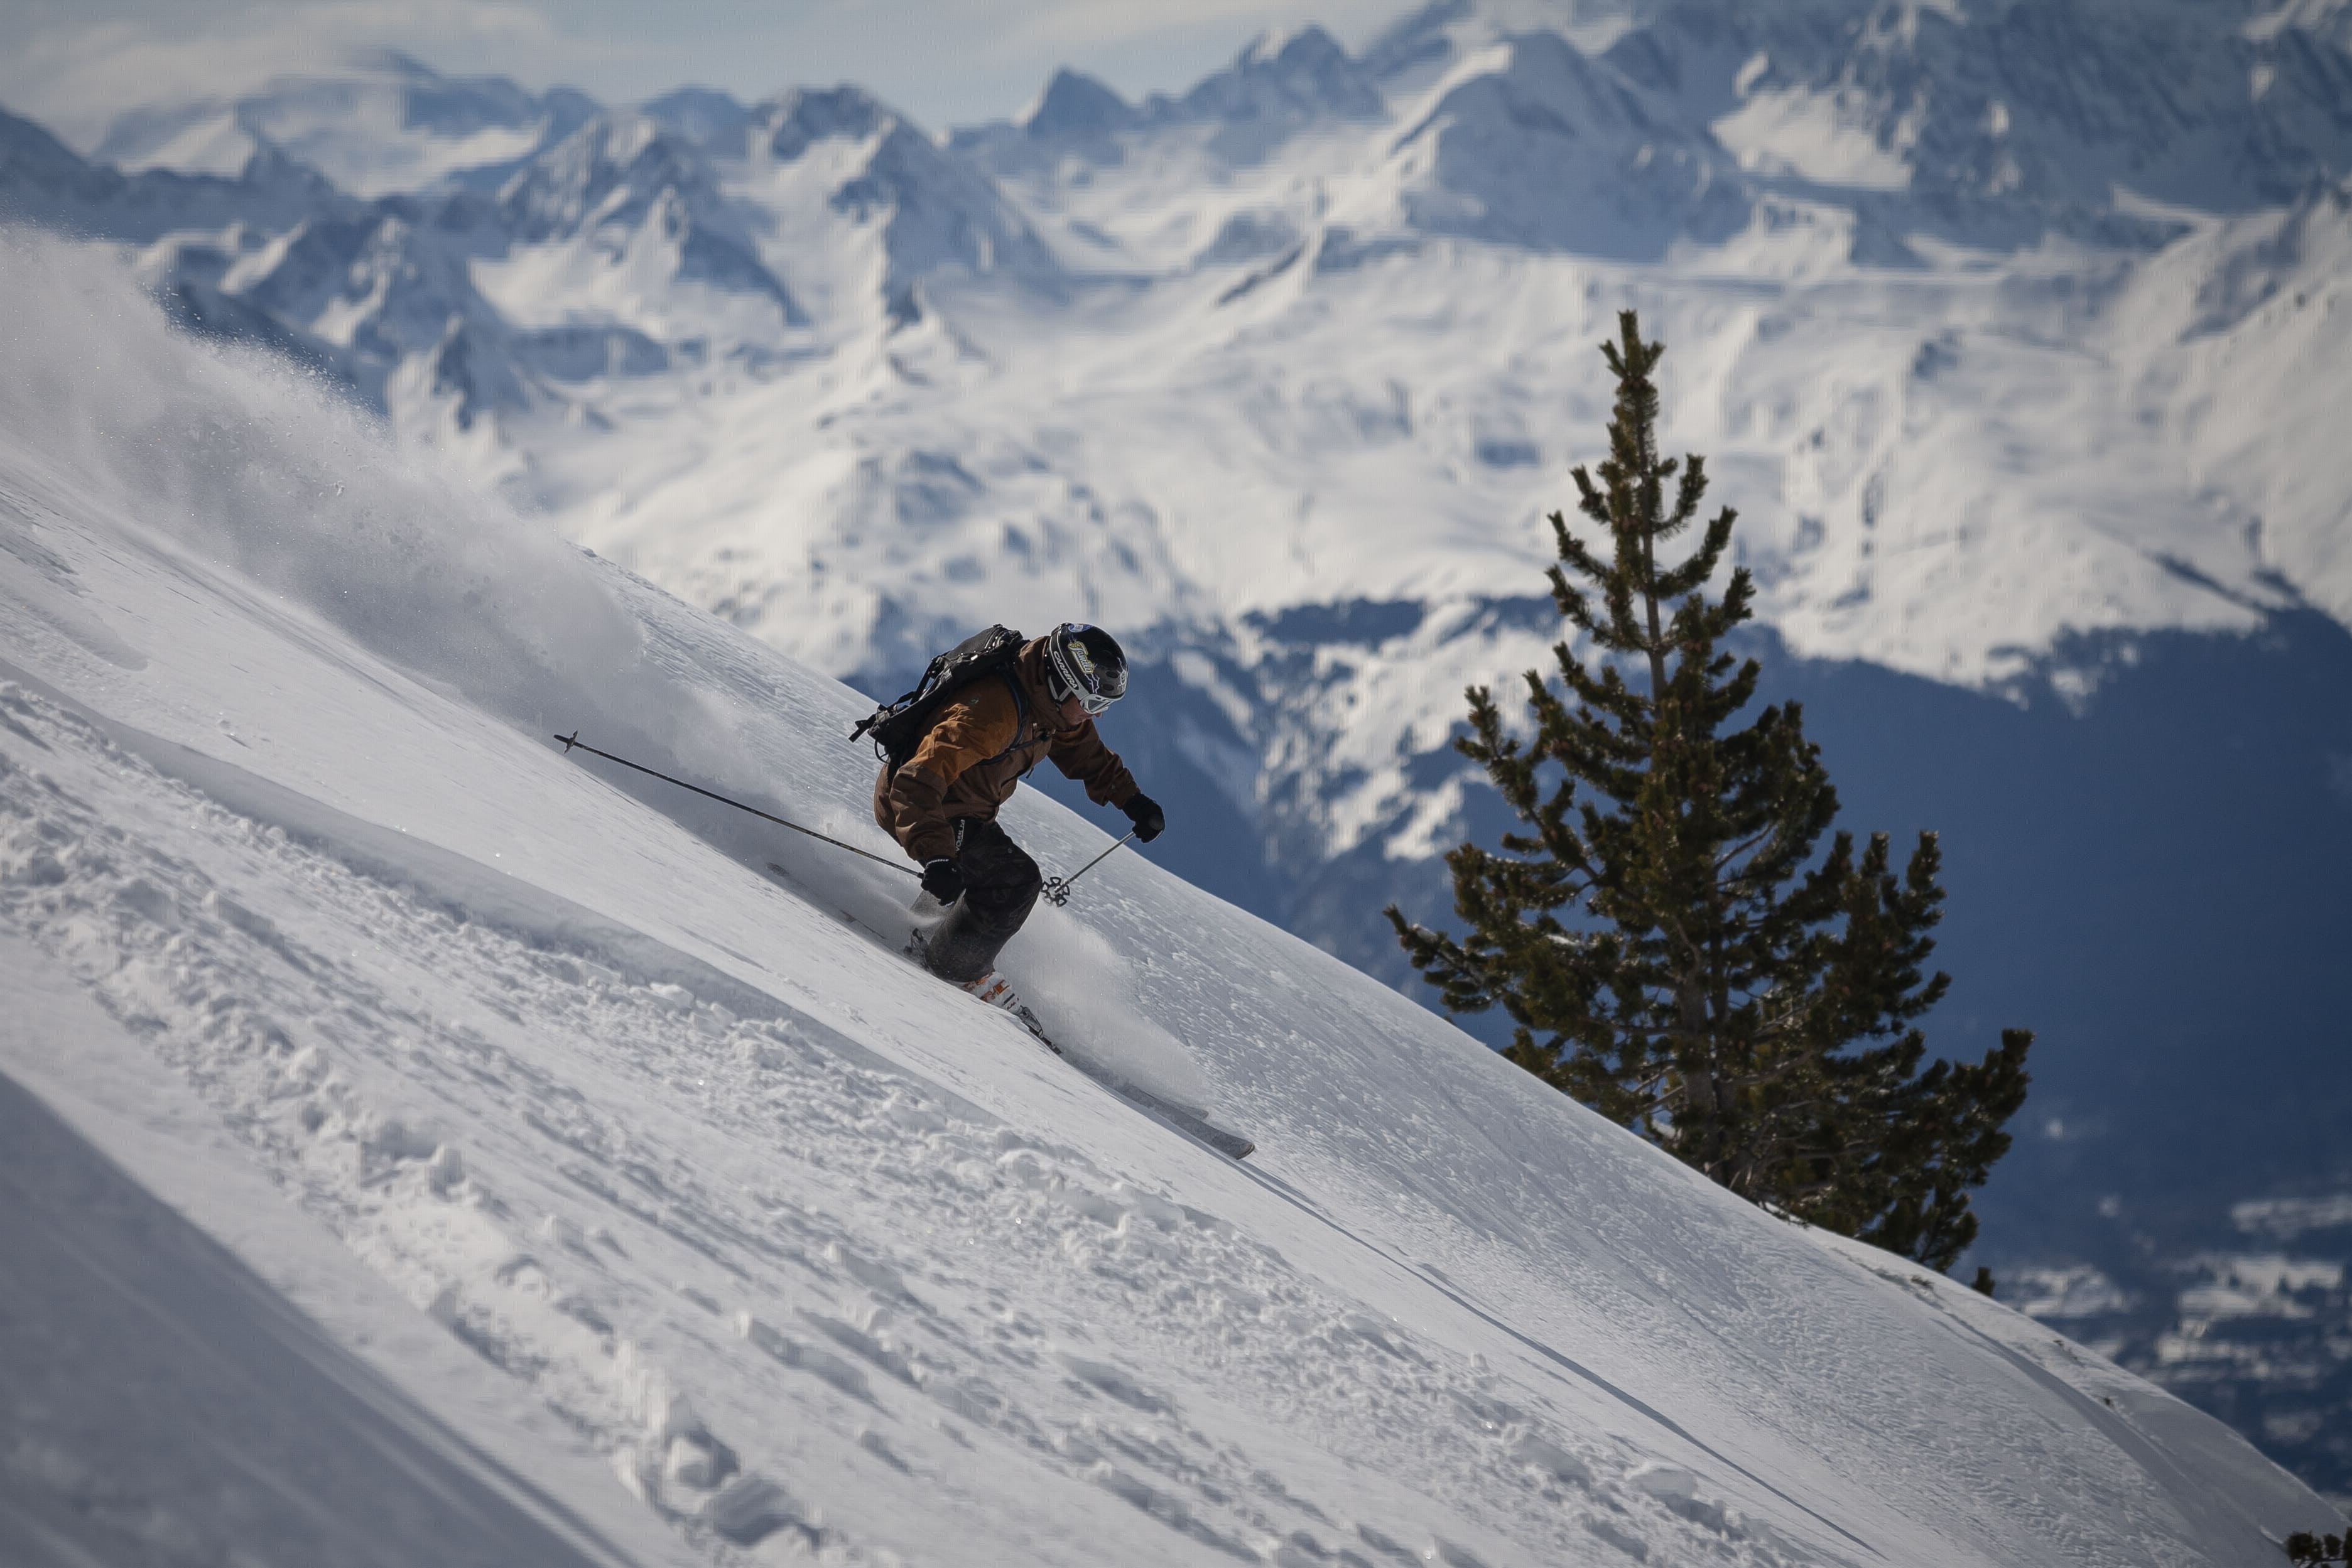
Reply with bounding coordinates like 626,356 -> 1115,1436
89,47 -> 597,197
6,0 -> 2352,1503
0,224 -> 2336,1568
1364,0 -> 2352,227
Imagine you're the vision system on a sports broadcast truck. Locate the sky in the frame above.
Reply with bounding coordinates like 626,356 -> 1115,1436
0,0 -> 1414,149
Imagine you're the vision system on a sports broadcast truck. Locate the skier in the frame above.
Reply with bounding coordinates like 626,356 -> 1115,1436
872,623 -> 1164,990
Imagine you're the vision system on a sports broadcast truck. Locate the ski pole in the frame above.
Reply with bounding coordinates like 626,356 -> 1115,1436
553,731 -> 918,878
1043,830 -> 1136,907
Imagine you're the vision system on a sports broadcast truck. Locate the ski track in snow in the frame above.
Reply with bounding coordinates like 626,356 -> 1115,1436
0,239 -> 2334,1566
0,678 -> 1811,1567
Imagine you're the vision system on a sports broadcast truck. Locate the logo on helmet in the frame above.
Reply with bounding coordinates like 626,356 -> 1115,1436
1067,642 -> 1098,688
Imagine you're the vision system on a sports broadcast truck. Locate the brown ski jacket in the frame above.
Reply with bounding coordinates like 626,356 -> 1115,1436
872,636 -> 1139,864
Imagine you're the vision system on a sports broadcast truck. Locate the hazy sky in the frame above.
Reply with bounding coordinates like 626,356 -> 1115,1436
0,0 -> 1412,148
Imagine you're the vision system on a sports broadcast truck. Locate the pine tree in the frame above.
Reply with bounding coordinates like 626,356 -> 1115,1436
1388,310 -> 2032,1272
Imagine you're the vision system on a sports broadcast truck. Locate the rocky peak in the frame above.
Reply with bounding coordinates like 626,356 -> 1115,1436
498,110 -> 713,242
1181,24 -> 1387,124
1020,70 -> 1138,139
758,86 -> 897,162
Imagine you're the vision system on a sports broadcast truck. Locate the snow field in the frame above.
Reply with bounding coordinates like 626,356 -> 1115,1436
0,233 -> 2336,1565
0,941 -> 669,1568
0,678 -> 1783,1566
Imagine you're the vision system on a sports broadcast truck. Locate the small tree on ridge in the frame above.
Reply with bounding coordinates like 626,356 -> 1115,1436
1387,310 -> 2031,1270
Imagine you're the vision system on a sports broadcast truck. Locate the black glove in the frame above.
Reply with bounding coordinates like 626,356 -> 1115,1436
1122,792 -> 1164,843
920,857 -> 965,904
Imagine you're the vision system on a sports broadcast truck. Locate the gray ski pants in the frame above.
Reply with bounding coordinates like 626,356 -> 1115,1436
920,818 -> 1043,983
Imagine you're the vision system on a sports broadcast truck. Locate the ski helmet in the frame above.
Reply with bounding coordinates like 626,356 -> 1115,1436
1044,624 -> 1128,716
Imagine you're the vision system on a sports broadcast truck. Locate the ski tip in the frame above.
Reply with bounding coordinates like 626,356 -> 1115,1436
1110,1083 -> 1255,1160
1201,1128 -> 1255,1160
555,729 -> 579,754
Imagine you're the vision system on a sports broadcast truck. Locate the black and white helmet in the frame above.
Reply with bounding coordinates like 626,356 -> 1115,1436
1043,624 -> 1127,716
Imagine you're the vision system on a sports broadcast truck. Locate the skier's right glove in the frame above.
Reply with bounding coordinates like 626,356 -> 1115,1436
1122,792 -> 1165,843
920,857 -> 965,904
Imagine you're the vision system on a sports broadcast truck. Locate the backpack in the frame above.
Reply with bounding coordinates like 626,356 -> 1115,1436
851,625 -> 1030,768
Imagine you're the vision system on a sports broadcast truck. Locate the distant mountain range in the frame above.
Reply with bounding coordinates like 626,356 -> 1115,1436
6,0 -> 2351,1503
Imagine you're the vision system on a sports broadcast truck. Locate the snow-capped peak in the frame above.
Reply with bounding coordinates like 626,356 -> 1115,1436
756,84 -> 901,163
499,110 -> 721,241
749,84 -> 1061,303
88,49 -> 597,200
1181,23 -> 1388,128
636,86 -> 756,151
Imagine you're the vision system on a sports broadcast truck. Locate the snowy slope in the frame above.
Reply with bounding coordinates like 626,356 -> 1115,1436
7,0 -> 2352,1510
0,232 -> 2336,1567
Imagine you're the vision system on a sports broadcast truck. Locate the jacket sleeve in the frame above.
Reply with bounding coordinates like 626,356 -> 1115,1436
1047,719 -> 1139,808
882,686 -> 1019,863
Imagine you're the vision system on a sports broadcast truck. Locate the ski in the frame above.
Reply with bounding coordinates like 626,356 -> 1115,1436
763,863 -> 1255,1160
1106,1083 -> 1257,1162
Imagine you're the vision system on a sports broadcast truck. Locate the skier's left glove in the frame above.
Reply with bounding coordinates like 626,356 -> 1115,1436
1122,792 -> 1165,843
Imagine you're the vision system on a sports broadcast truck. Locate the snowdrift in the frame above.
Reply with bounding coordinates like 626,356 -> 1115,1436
0,235 -> 2334,1566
